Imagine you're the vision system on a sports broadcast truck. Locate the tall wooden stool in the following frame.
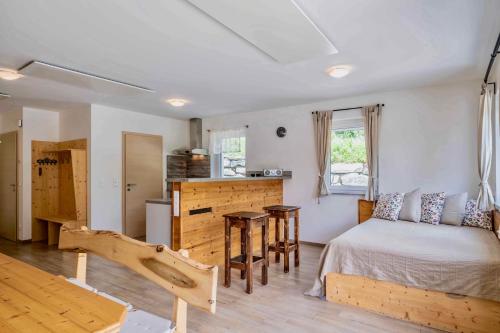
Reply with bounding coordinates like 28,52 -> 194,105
263,205 -> 300,273
223,211 -> 269,294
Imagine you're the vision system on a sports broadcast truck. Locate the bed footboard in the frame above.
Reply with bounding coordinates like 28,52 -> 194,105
326,272 -> 500,333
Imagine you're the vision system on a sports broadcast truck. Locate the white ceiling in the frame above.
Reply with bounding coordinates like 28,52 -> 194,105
0,0 -> 499,119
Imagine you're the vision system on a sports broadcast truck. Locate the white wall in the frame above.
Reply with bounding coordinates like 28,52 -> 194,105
59,106 -> 91,141
203,80 -> 481,244
0,107 -> 22,133
90,104 -> 189,232
19,107 -> 60,240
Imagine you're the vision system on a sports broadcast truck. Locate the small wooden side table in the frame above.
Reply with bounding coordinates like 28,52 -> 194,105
223,211 -> 269,294
263,205 -> 300,273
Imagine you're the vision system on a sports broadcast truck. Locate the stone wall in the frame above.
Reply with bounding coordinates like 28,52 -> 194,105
223,157 -> 246,177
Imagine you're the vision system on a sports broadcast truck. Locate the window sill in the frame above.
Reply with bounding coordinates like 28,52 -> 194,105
328,187 -> 366,196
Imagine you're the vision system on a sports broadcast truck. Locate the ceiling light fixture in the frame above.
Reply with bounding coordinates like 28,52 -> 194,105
0,68 -> 24,81
167,98 -> 188,107
326,65 -> 352,78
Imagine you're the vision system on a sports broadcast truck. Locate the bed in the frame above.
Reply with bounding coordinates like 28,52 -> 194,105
307,200 -> 500,333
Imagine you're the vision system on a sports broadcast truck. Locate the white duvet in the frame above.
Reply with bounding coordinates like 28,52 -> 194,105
306,218 -> 500,301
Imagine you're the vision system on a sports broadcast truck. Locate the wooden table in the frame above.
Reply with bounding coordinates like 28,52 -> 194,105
0,252 -> 127,332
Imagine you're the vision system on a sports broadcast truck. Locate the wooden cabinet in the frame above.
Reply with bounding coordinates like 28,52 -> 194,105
358,199 -> 375,224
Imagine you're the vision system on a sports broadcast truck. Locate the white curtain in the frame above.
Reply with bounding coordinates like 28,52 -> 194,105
209,127 -> 247,155
477,84 -> 495,210
363,105 -> 381,201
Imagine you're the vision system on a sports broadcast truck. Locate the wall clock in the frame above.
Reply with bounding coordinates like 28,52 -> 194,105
276,126 -> 287,138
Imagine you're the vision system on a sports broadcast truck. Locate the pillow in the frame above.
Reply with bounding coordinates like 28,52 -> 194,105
399,188 -> 421,222
440,192 -> 467,226
420,192 -> 446,225
373,193 -> 404,221
463,200 -> 492,230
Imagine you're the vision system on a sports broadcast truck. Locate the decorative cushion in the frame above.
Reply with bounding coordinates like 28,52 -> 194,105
463,200 -> 492,230
399,188 -> 421,223
440,193 -> 467,226
121,309 -> 175,333
373,193 -> 404,221
420,192 -> 446,225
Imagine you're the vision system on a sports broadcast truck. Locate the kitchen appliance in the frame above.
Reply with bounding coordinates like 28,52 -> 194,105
263,168 -> 283,177
173,118 -> 209,156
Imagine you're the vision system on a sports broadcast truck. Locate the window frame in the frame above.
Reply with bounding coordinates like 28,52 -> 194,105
328,118 -> 368,196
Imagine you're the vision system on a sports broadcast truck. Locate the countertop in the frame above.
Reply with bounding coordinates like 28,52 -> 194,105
166,176 -> 291,183
145,198 -> 171,205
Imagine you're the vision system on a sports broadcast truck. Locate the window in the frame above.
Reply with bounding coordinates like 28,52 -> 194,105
209,128 -> 247,178
220,136 -> 246,177
329,117 -> 368,194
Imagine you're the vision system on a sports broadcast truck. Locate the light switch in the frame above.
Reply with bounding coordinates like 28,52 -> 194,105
113,178 -> 119,188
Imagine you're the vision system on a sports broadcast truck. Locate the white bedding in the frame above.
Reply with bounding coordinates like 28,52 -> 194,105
306,218 -> 500,301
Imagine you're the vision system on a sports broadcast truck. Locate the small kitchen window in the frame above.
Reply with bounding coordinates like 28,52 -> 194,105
220,136 -> 246,177
209,127 -> 247,178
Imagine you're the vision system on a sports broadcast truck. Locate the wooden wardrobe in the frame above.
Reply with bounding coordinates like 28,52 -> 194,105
32,139 -> 87,244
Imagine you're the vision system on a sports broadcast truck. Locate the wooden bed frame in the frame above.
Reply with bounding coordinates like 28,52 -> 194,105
325,200 -> 500,333
59,226 -> 218,333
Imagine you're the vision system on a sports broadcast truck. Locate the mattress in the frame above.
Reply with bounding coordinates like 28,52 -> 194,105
306,218 -> 500,301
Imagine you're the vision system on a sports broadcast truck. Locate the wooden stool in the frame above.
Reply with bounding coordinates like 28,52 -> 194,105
223,211 -> 269,294
263,205 -> 300,273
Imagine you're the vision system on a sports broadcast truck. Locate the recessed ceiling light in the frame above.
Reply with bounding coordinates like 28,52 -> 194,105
0,68 -> 24,81
167,98 -> 188,107
326,65 -> 352,78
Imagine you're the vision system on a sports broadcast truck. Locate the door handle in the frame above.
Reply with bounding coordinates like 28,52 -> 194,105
126,183 -> 136,191
9,184 -> 16,192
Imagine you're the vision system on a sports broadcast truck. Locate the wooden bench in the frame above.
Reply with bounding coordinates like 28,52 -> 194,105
35,216 -> 86,245
58,226 -> 218,333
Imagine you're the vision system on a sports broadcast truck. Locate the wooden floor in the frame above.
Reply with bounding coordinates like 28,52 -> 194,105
0,239 -> 441,333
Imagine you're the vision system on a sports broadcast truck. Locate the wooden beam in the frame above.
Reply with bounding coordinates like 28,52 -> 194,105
172,249 -> 189,333
75,252 -> 87,284
59,227 -> 217,313
326,273 -> 500,333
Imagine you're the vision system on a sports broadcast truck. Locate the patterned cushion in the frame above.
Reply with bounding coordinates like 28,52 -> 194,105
463,200 -> 492,230
373,193 -> 404,221
420,192 -> 446,225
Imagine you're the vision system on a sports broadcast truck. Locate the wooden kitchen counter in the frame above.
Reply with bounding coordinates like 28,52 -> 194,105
170,178 -> 284,265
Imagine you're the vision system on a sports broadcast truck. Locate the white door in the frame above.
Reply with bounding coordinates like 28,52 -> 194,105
123,133 -> 163,238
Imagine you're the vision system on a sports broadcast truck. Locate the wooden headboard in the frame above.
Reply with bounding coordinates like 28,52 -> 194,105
358,199 -> 375,224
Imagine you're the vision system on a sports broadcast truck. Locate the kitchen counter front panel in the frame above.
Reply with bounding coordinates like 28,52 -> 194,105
171,179 -> 283,265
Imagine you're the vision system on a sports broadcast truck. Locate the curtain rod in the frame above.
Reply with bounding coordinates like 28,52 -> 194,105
311,103 -> 384,114
483,32 -> 500,93
206,125 -> 248,132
